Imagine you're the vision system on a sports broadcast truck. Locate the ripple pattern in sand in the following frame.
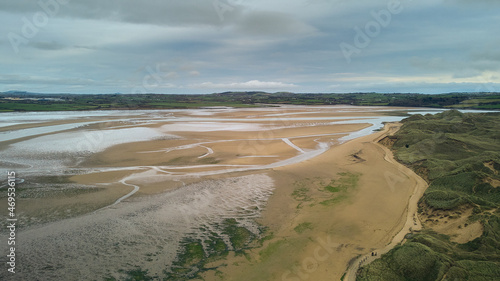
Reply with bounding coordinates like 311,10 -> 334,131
0,174 -> 274,280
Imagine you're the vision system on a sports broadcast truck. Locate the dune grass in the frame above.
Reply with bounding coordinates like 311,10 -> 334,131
358,110 -> 500,281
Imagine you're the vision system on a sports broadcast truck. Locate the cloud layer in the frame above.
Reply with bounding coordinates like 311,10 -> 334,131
1,0 -> 499,94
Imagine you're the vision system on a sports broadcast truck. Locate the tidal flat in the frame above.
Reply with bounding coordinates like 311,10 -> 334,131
0,105 -> 452,280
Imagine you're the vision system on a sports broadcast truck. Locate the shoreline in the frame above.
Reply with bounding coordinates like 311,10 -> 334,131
1,106 -> 431,280
205,122 -> 429,281
343,123 -> 428,281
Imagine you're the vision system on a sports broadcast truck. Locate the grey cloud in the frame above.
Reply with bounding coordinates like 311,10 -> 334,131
1,0 -> 499,94
235,10 -> 316,36
410,57 -> 452,72
29,40 -> 66,50
0,1 -> 36,13
472,49 -> 500,62
1,0 -> 314,36
73,45 -> 100,50
410,56 -> 499,79
0,74 -> 97,85
452,69 -> 483,79
450,0 -> 500,4
1,0 -> 245,26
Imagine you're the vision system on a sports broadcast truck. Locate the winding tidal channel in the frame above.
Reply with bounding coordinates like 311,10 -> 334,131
0,105 -> 460,280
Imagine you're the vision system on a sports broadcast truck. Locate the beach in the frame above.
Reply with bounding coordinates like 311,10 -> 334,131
204,122 -> 427,281
0,105 -> 428,280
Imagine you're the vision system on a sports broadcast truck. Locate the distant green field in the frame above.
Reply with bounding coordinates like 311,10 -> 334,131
1,92 -> 500,111
357,110 -> 500,281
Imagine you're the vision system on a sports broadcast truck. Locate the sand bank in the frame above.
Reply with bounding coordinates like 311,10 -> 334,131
0,106 -> 423,280
204,123 -> 428,281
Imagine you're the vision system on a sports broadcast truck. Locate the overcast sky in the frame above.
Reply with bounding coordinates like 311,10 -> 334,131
1,0 -> 499,94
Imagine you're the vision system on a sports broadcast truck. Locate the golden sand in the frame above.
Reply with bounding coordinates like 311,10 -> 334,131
3,106 -> 429,280
200,123 -> 428,281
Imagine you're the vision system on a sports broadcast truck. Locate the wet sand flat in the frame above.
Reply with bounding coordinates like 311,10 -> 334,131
0,105 -> 423,280
204,123 -> 423,281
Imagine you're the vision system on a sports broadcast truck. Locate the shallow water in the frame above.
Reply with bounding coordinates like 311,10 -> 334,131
2,107 -> 491,177
0,105 -> 494,280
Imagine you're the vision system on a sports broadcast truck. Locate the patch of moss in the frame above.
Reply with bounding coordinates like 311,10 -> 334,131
319,172 -> 359,206
165,218 -> 263,280
324,184 -> 341,193
294,222 -> 313,234
320,194 -> 348,206
292,187 -> 311,202
223,218 -> 256,251
259,239 -> 288,262
198,157 -> 220,164
120,268 -> 155,281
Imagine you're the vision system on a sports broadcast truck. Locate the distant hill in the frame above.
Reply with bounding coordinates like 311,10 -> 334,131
1,92 -> 499,111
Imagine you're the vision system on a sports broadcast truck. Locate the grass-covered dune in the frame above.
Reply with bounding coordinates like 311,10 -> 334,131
358,110 -> 500,281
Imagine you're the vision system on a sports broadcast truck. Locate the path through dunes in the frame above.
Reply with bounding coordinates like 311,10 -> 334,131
204,123 -> 428,281
344,123 -> 428,281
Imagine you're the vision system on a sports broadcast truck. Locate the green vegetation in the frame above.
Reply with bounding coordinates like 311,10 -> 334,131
358,110 -> 500,281
103,268 -> 157,281
123,268 -> 156,281
291,173 -> 360,208
292,187 -> 312,202
294,222 -> 313,234
326,172 -> 360,192
197,156 -> 220,165
259,239 -> 289,262
389,110 -> 500,210
105,219 -> 266,281
320,172 -> 360,206
223,218 -> 257,252
1,91 -> 500,112
164,218 -> 265,280
358,230 -> 500,281
319,194 -> 349,206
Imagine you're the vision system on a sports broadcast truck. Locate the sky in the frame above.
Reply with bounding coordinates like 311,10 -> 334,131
1,0 -> 499,94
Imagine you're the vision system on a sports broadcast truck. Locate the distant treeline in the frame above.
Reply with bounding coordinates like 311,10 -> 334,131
1,91 -> 499,111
